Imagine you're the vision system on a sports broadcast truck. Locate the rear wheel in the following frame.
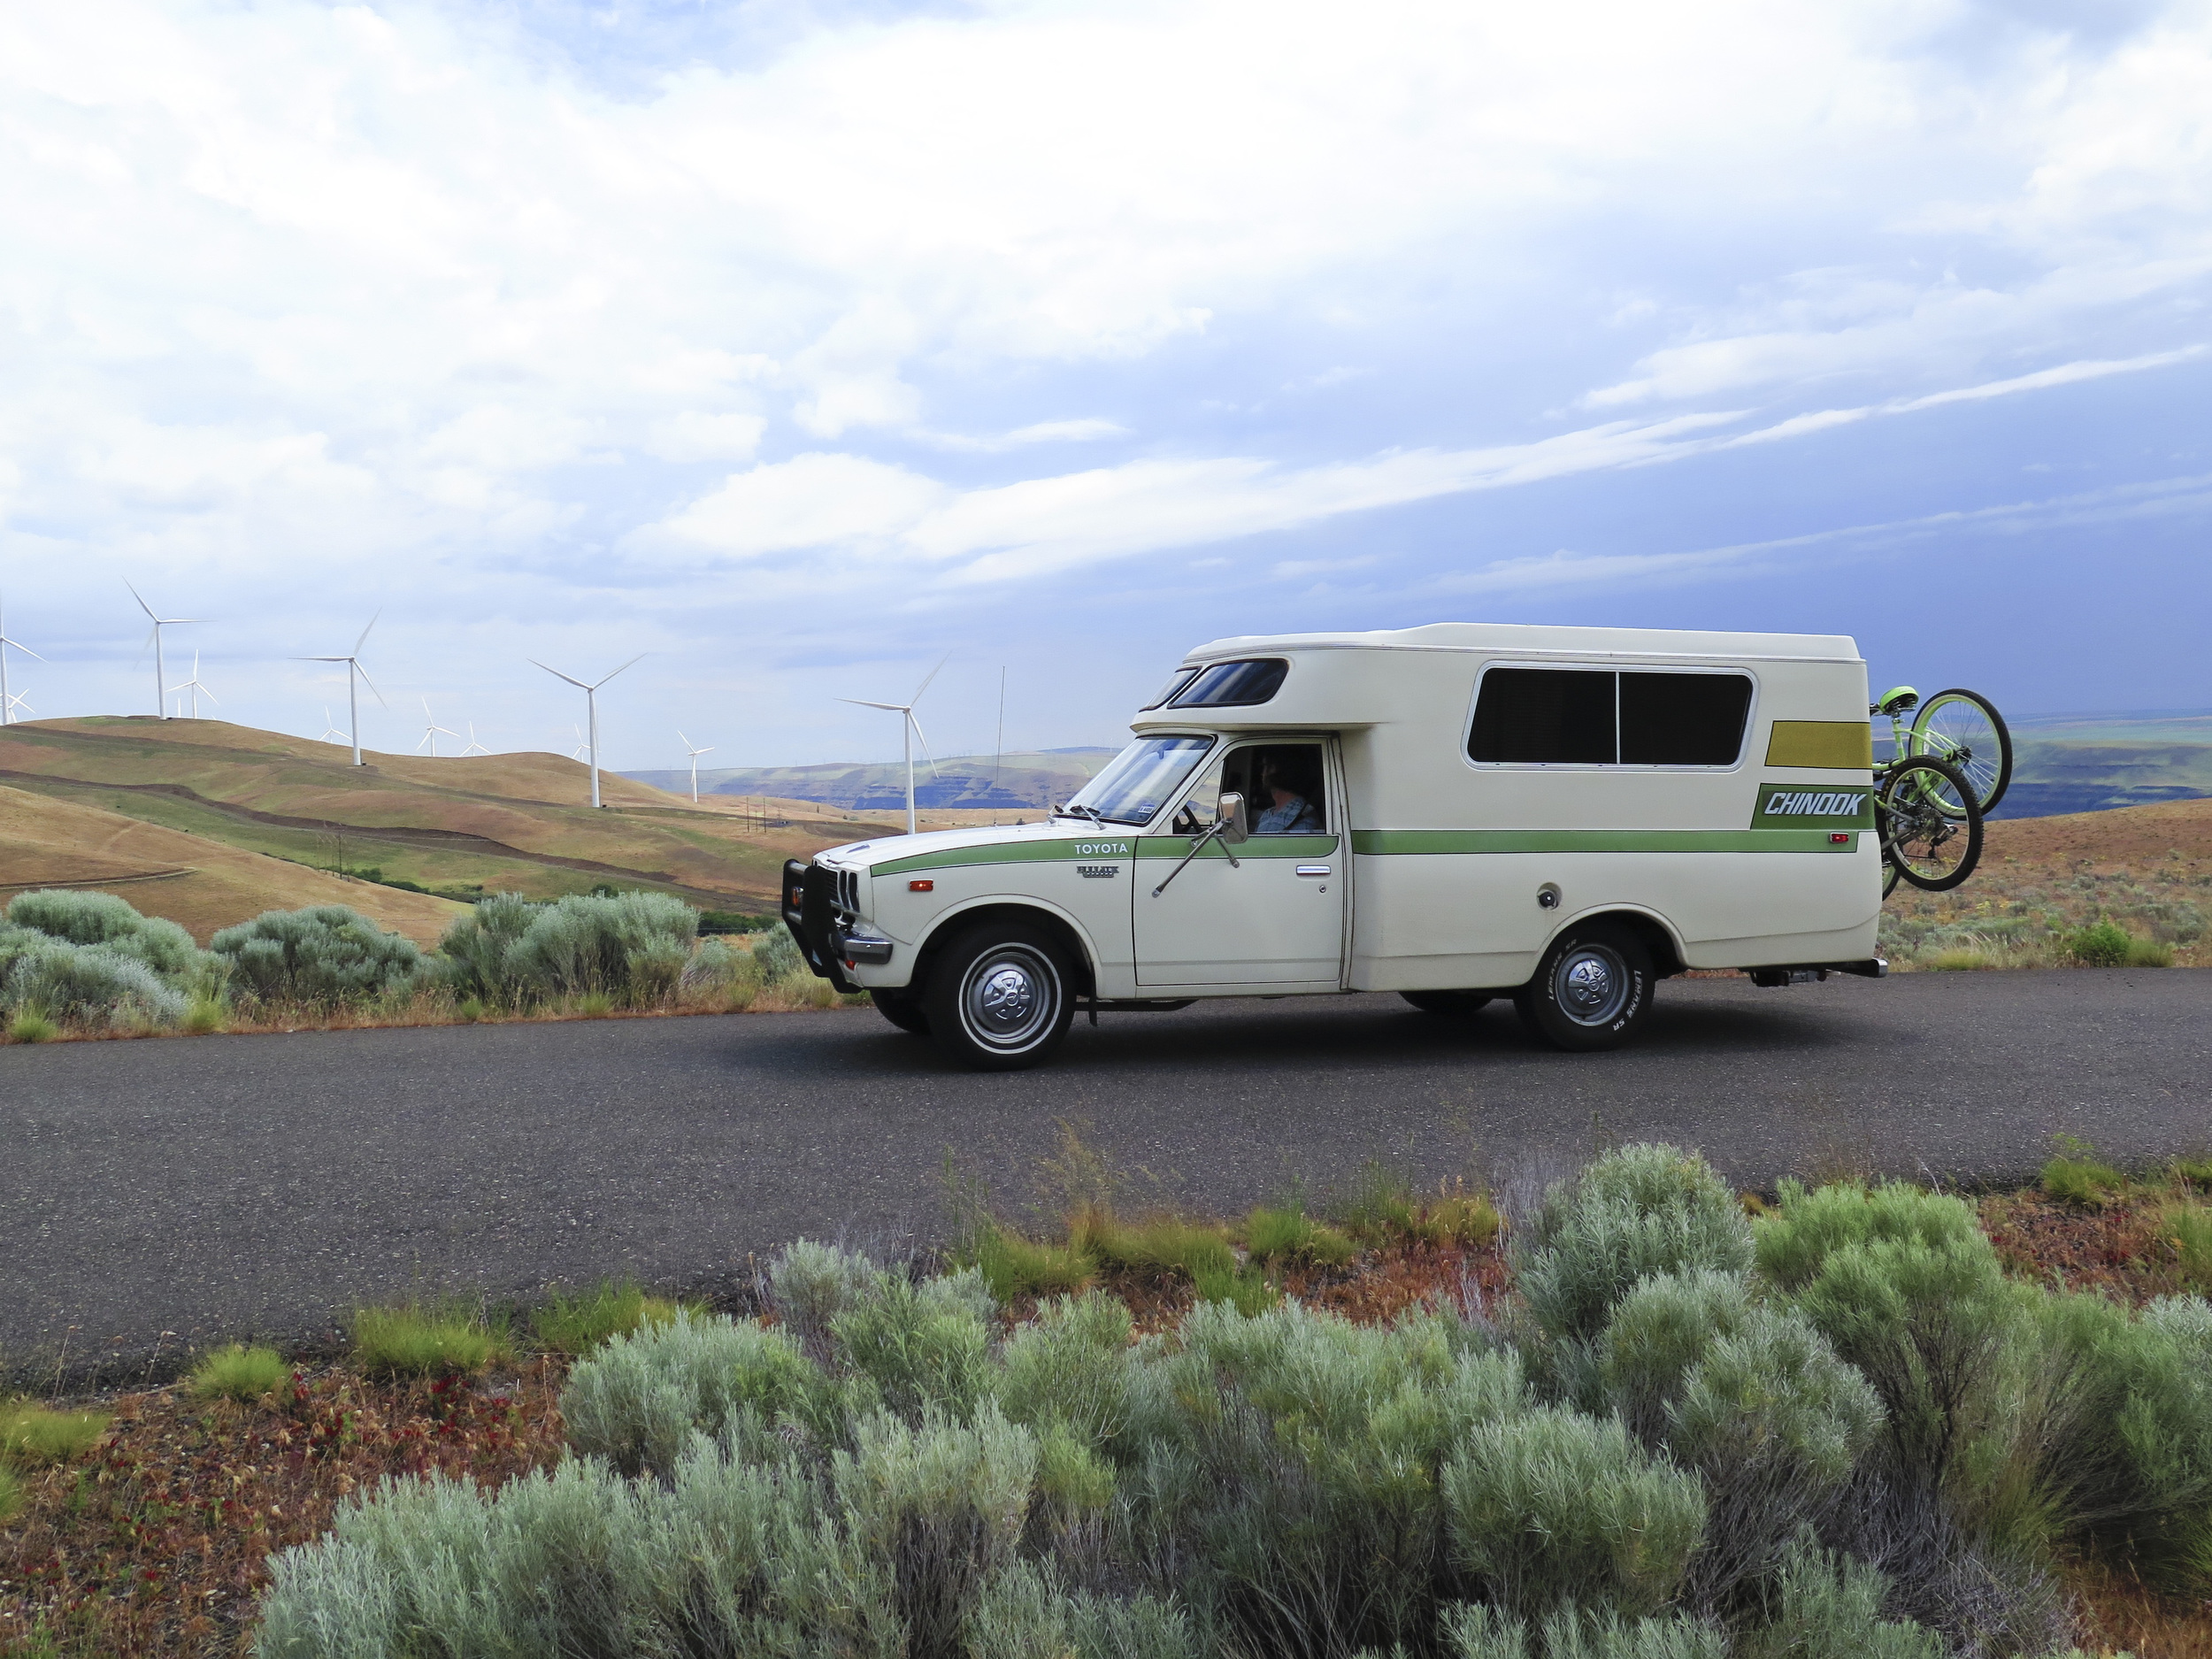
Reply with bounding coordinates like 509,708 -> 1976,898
1514,921 -> 1654,1052
1402,990 -> 1494,1017
870,989 -> 930,1035
1910,688 -> 2011,817
923,922 -> 1075,1071
1878,757 -> 1983,891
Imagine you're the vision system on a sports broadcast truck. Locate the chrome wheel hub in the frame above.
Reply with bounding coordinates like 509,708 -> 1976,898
1555,945 -> 1630,1026
960,947 -> 1057,1051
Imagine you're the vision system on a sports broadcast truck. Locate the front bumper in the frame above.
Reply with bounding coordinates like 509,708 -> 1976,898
780,859 -> 888,986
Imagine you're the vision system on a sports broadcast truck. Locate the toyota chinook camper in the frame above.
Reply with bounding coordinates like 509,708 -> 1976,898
782,623 -> 1886,1071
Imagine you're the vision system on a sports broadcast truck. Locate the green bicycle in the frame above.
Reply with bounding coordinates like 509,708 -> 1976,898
1870,687 -> 1994,895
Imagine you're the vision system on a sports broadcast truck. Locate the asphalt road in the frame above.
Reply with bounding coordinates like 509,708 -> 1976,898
4,969 -> 2208,1380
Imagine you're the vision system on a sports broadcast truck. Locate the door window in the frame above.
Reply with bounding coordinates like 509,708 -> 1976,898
1171,743 -> 1329,835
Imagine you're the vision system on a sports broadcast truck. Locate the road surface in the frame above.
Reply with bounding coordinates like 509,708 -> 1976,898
4,969 -> 2206,1381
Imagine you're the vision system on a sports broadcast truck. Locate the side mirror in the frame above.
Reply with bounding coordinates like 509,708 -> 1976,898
1216,791 -> 1249,844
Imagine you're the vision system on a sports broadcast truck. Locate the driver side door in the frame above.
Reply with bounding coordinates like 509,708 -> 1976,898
1132,740 -> 1346,987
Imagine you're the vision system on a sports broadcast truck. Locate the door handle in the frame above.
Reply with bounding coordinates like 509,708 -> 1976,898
1295,864 -> 1332,878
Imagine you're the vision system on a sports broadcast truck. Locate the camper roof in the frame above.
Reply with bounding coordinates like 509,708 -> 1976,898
1182,622 -> 1861,666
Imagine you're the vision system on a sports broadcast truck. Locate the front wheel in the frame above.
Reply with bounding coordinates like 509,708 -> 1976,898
922,923 -> 1075,1071
1878,757 -> 1983,891
1909,688 -> 2012,816
1514,921 -> 1654,1052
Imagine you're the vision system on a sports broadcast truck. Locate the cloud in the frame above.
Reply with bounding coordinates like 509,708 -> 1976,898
652,453 -> 949,556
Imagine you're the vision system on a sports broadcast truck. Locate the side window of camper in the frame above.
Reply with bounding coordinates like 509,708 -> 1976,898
1469,668 -> 1752,767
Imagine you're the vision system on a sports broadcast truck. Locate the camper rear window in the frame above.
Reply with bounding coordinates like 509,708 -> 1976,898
1469,668 -> 1752,766
1170,658 -> 1289,708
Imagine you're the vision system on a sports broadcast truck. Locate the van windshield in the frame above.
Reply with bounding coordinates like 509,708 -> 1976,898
1063,736 -> 1216,826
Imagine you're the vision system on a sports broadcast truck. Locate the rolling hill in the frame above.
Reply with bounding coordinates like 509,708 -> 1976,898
1997,711 -> 2212,818
0,717 -> 899,926
0,785 -> 468,945
625,748 -> 1119,811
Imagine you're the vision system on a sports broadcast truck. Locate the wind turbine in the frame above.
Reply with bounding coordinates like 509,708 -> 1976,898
530,654 -> 644,809
4,689 -> 32,721
840,653 -> 948,836
460,722 -> 490,757
0,598 -> 42,728
167,650 -> 219,720
567,725 -> 589,761
417,697 -> 459,757
297,613 -> 384,766
677,730 -> 712,810
319,707 -> 348,744
127,581 -> 204,720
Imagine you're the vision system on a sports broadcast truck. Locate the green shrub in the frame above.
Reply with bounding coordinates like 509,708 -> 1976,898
503,891 -> 700,1004
181,991 -> 226,1033
1244,1204 -> 1357,1267
1595,1268 -> 1754,1443
187,1344 -> 292,1402
2127,935 -> 2175,967
2064,919 -> 2132,966
1514,1146 -> 1753,1402
6,1005 -> 57,1042
560,1310 -> 826,1477
965,1225 -> 1097,1302
966,1562 -> 1200,1659
995,1293 -> 1138,1455
212,906 -> 424,1004
1072,1210 -> 1235,1280
1753,1179 -> 1983,1294
3,942 -> 185,1026
830,1271 -> 995,1424
5,889 -> 213,982
767,1239 -> 887,1357
2172,1156 -> 2212,1191
2041,1156 -> 2124,1207
575,989 -> 616,1016
0,1399 -> 111,1465
437,890 -> 540,1004
2166,1205 -> 2212,1290
1442,1406 -> 1707,1620
754,924 -> 807,984
1734,1540 -> 1943,1659
351,1302 -> 507,1378
532,1280 -> 680,1355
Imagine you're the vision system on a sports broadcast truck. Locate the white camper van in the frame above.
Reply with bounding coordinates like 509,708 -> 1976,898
782,623 -> 1885,1070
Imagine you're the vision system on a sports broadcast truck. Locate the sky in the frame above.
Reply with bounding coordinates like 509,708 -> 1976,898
3,0 -> 2209,773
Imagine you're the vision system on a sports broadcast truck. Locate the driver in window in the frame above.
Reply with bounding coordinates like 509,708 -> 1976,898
1254,755 -> 1322,833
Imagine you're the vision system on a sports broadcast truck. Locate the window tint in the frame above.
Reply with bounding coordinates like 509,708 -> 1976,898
1141,668 -> 1200,710
1620,672 -> 1752,765
1170,658 -> 1289,708
1469,667 -> 1752,766
1468,669 -> 1615,764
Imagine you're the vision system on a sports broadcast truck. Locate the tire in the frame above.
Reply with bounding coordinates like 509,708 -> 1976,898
1514,920 -> 1655,1052
870,989 -> 930,1035
1402,990 -> 1494,1017
1910,688 -> 2012,816
922,922 -> 1076,1071
1878,757 -> 1983,892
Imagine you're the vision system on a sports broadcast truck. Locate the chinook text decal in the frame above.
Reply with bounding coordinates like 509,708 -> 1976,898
1750,783 -> 1875,831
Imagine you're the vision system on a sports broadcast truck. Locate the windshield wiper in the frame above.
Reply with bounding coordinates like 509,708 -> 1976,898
1056,803 -> 1105,826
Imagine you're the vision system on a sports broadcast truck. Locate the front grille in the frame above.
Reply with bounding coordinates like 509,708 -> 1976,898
833,867 -> 859,922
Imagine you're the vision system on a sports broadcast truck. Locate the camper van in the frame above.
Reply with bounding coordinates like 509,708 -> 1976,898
782,623 -> 1885,1070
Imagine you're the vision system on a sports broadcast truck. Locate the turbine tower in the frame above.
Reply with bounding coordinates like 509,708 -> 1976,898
417,697 -> 459,757
167,650 -> 219,719
296,612 -> 384,766
530,654 -> 644,809
0,598 -> 42,728
679,730 -> 714,805
127,581 -> 204,720
840,653 -> 949,836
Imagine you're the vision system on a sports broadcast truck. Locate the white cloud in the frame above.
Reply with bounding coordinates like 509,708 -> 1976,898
642,411 -> 768,464
651,452 -> 950,556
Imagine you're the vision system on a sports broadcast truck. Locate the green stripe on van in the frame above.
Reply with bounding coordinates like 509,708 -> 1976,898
1350,829 -> 1858,855
872,833 -> 1340,875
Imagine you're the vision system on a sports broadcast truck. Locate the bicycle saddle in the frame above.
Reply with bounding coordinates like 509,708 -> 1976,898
1873,686 -> 1920,716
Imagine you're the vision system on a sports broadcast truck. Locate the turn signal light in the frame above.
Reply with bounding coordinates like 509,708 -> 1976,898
910,879 -> 934,892
1830,833 -> 1851,844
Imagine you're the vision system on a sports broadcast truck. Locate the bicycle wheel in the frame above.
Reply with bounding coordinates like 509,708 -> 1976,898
1910,688 -> 2011,816
1878,757 -> 1983,891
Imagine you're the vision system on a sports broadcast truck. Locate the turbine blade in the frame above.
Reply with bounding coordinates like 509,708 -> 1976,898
0,638 -> 44,661
910,711 -> 940,779
911,650 -> 952,703
530,658 -> 591,691
202,684 -> 219,704
125,580 -> 157,621
593,652 -> 648,689
354,611 -> 380,657
838,697 -> 910,711
296,655 -> 349,662
357,662 -> 388,708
